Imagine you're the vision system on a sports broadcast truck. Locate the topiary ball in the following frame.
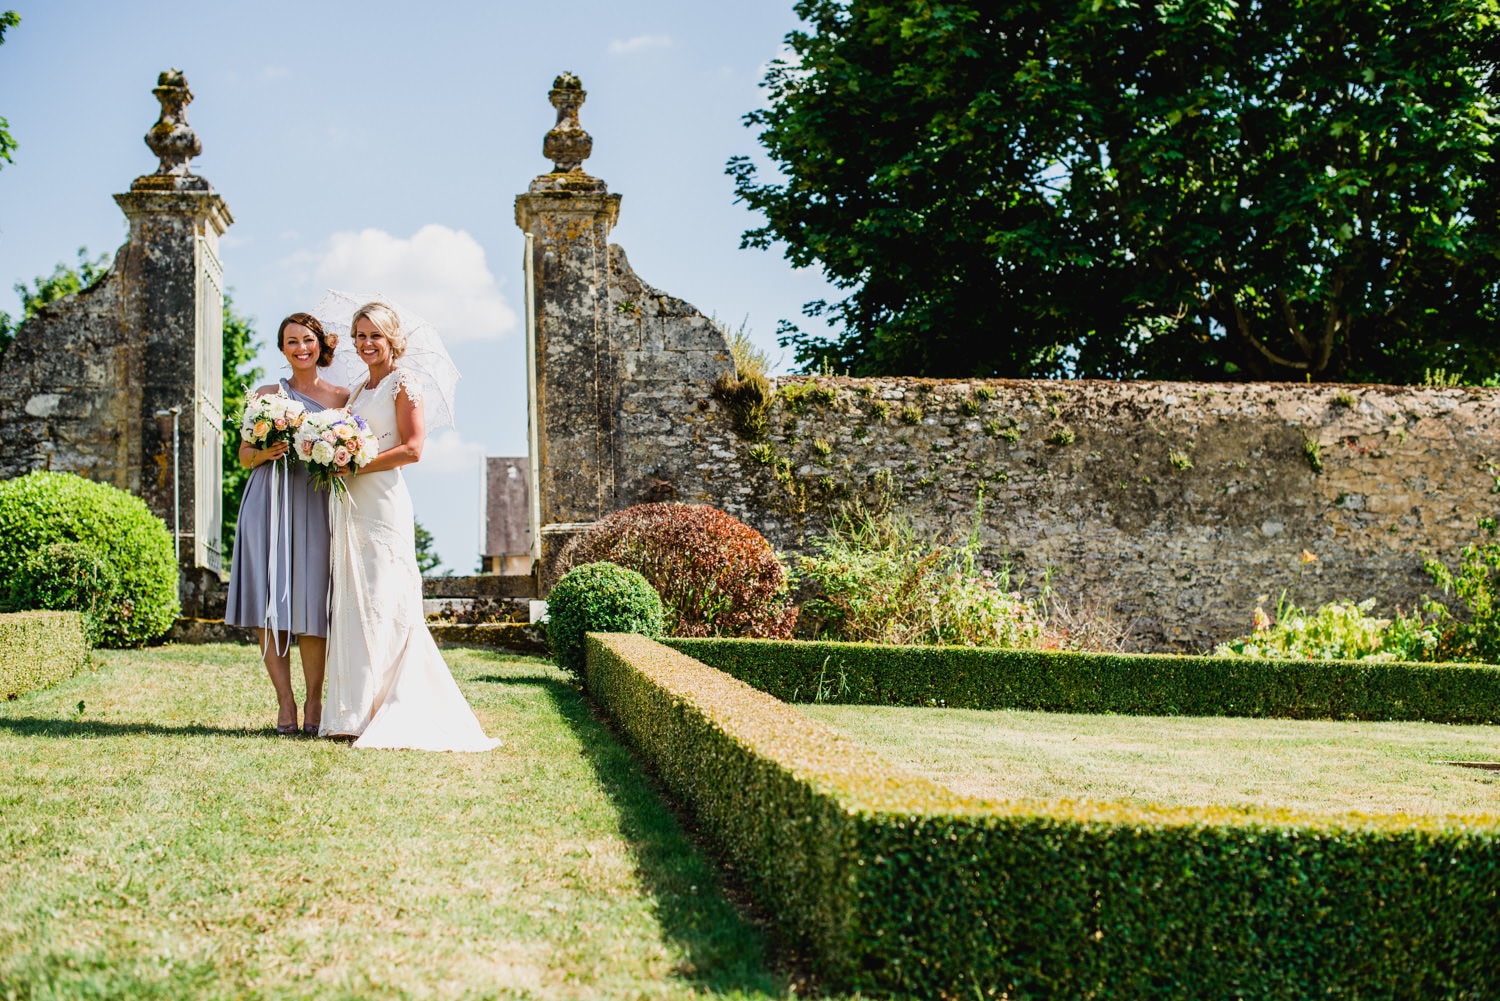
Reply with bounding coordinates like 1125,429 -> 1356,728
546,561 -> 664,677
0,471 -> 179,647
11,541 -> 120,646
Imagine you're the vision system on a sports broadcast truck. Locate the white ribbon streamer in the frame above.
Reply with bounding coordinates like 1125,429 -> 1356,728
260,455 -> 293,659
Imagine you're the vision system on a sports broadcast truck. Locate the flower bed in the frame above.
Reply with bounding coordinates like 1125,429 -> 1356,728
586,633 -> 1500,997
0,610 -> 89,701
667,637 -> 1500,723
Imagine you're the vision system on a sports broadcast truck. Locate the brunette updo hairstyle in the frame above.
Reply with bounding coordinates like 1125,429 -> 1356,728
351,301 -> 405,360
278,312 -> 338,367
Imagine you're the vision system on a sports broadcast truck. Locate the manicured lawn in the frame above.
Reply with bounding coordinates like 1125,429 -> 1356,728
800,704 -> 1500,818
0,644 -> 794,1000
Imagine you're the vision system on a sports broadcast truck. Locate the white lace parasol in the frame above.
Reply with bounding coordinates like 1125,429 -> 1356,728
311,289 -> 460,432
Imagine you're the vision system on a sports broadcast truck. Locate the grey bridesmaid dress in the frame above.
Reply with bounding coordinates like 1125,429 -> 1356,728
224,380 -> 332,637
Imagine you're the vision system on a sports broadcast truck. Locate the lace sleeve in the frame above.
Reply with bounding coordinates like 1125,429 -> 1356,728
391,369 -> 423,404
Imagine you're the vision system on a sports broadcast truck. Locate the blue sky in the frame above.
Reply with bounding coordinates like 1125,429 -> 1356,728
0,0 -> 834,571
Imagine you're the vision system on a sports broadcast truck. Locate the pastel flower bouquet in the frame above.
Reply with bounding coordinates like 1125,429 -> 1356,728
239,392 -> 307,456
294,408 -> 380,498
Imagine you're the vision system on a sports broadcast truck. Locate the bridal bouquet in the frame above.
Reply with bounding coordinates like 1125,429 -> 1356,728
239,392 -> 307,455
294,408 -> 379,498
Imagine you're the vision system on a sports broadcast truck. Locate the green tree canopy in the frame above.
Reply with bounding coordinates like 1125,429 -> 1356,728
731,0 -> 1500,382
220,293 -> 263,547
0,11 -> 19,171
413,519 -> 444,575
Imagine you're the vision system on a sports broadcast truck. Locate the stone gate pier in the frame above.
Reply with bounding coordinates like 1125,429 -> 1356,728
0,70 -> 228,617
514,73 -> 735,582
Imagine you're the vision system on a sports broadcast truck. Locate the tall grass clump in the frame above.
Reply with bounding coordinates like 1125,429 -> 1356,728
796,501 -> 1045,648
1214,595 -> 1438,662
710,316 -> 775,439
1423,516 -> 1500,662
718,314 -> 770,383
1218,525 -> 1500,664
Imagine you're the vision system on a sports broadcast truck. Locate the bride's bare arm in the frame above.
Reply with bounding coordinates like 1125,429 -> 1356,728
356,385 -> 426,474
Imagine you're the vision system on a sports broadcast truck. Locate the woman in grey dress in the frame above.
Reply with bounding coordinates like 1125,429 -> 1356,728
225,313 -> 350,735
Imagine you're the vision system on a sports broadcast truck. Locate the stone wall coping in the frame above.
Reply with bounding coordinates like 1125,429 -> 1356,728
770,374 -> 1500,395
514,190 -> 621,232
113,190 -> 234,233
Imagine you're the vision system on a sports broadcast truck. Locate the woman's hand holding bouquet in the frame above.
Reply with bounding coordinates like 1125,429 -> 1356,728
240,392 -> 308,464
294,409 -> 380,499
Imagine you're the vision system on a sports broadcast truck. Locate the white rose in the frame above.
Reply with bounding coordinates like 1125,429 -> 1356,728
311,440 -> 335,465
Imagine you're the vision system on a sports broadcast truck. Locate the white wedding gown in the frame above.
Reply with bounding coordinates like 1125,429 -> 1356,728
321,368 -> 500,751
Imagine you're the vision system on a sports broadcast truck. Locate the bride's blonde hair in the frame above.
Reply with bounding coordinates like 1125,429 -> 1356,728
352,301 -> 406,359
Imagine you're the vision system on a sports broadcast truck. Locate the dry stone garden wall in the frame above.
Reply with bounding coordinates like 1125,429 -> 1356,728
608,374 -> 1500,652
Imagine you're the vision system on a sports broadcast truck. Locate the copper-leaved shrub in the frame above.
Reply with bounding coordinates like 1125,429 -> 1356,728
556,503 -> 796,639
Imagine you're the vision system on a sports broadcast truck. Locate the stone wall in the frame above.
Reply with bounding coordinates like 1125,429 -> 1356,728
0,262 -> 139,488
607,375 -> 1500,651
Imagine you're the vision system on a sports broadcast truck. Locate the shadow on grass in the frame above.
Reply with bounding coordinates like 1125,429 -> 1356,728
471,674 -> 557,686
0,717 -> 286,740
517,675 -> 787,998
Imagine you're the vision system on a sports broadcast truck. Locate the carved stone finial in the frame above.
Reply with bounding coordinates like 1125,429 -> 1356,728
145,69 -> 200,176
130,69 -> 212,193
543,71 -> 592,173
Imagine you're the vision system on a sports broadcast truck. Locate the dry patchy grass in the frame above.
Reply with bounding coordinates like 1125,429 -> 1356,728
0,644 -> 792,1000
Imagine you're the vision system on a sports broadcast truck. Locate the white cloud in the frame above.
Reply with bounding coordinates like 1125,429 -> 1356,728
609,34 -> 672,55
261,64 -> 291,81
419,429 -> 488,474
303,224 -> 518,343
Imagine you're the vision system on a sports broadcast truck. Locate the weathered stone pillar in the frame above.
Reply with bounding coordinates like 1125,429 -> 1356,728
0,70 -> 230,615
514,74 -> 624,581
514,74 -> 734,589
118,71 -> 232,614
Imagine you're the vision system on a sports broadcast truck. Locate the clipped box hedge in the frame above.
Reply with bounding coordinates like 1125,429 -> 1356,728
587,632 -> 1500,998
0,610 -> 89,701
667,636 -> 1500,723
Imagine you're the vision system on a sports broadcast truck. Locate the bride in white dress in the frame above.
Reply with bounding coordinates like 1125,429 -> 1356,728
320,300 -> 499,751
